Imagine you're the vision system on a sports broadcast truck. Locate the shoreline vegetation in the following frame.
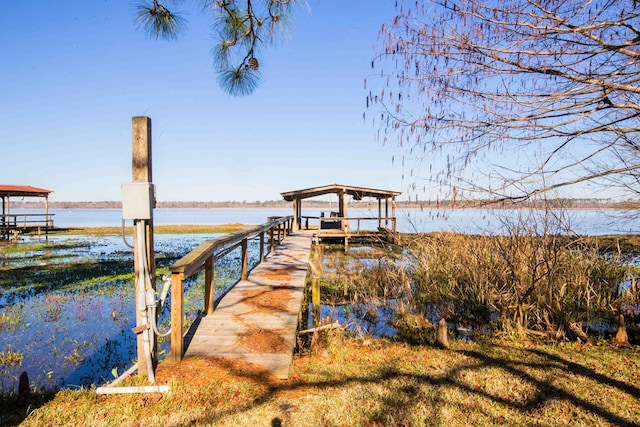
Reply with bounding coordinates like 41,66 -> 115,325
10,198 -> 640,210
2,227 -> 639,425
39,226 -> 640,256
50,224 -> 252,236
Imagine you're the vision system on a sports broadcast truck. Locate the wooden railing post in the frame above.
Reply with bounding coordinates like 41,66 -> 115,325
259,232 -> 265,263
204,256 -> 215,315
311,244 -> 322,327
269,227 -> 275,254
240,238 -> 248,280
170,272 -> 184,363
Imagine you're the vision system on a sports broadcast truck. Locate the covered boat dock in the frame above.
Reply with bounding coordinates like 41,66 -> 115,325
0,185 -> 54,239
280,183 -> 401,247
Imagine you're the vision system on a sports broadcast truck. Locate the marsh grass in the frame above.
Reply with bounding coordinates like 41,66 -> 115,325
51,224 -> 250,236
0,350 -> 22,366
403,231 -> 638,340
2,226 -> 640,425
5,337 -> 639,427
0,244 -> 53,254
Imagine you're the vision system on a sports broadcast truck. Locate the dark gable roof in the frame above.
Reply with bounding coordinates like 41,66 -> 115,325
281,184 -> 401,202
0,185 -> 53,198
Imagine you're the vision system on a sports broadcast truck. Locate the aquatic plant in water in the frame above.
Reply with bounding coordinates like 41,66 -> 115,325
0,233 -> 265,394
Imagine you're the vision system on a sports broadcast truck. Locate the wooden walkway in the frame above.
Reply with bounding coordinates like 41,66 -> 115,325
182,231 -> 313,379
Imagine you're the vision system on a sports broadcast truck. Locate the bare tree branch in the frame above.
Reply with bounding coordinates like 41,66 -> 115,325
370,0 -> 640,202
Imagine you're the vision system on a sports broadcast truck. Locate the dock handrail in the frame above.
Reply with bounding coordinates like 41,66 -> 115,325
299,215 -> 396,233
1,213 -> 55,228
1,213 -> 55,239
168,215 -> 293,362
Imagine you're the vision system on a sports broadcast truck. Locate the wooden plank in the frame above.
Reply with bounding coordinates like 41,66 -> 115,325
183,231 -> 313,379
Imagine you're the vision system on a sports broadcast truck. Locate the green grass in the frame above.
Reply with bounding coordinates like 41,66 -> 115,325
3,336 -> 639,427
51,224 -> 250,236
0,243 -> 54,254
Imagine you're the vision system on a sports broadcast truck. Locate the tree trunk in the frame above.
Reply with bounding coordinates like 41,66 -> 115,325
613,314 -> 630,347
436,318 -> 450,349
18,371 -> 30,399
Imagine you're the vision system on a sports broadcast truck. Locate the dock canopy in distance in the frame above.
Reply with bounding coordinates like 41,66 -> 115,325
280,184 -> 401,234
281,184 -> 401,202
0,185 -> 52,198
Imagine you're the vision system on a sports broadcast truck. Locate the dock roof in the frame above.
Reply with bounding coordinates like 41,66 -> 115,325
281,184 -> 401,201
0,185 -> 53,198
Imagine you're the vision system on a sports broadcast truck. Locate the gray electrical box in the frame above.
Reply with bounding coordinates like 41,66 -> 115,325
122,182 -> 155,220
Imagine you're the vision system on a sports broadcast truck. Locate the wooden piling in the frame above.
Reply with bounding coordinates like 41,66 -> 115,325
131,116 -> 156,377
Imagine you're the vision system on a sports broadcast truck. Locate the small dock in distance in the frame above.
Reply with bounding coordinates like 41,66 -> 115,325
182,231 -> 312,379
0,185 -> 54,240
281,184 -> 401,248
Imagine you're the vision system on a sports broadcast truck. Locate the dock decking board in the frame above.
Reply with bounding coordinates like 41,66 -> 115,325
183,231 -> 313,379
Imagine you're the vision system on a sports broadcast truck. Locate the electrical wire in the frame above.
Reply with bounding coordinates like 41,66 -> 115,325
121,219 -> 134,249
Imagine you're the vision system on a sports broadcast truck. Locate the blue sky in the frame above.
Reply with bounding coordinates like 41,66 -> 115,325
0,1 -> 405,202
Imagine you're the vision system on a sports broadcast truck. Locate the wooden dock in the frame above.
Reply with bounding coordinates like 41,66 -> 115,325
181,231 -> 313,379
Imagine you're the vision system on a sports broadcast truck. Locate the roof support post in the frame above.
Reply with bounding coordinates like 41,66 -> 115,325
391,196 -> 397,233
294,197 -> 301,231
1,196 -> 5,238
45,195 -> 50,227
339,190 -> 349,231
385,197 -> 390,228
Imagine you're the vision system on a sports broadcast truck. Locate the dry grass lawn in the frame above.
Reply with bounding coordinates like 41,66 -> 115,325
5,336 -> 639,427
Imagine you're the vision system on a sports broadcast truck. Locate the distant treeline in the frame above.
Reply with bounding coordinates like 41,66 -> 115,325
9,198 -> 640,210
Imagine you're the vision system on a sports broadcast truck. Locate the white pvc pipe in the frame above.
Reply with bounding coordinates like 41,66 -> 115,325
136,221 -> 156,384
96,385 -> 170,395
105,363 -> 138,389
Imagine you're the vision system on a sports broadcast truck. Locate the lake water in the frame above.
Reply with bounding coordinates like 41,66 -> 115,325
2,206 -> 639,394
15,207 -> 640,235
0,233 -> 257,393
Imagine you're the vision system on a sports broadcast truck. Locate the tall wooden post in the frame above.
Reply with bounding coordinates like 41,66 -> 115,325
132,116 -> 156,378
